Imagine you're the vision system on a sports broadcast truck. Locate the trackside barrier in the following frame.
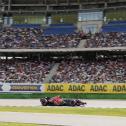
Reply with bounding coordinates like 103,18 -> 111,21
0,83 -> 126,93
0,83 -> 44,93
44,83 -> 126,94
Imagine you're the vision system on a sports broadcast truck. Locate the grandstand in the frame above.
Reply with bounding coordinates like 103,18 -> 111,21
0,0 -> 125,94
102,21 -> 126,32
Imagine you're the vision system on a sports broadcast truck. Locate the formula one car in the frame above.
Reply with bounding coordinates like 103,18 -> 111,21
40,97 -> 87,106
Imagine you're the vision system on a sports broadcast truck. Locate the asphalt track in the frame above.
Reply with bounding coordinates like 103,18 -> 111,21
0,99 -> 126,126
0,112 -> 126,126
0,99 -> 126,108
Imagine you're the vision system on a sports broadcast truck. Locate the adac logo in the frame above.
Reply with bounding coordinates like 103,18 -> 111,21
2,84 -> 11,91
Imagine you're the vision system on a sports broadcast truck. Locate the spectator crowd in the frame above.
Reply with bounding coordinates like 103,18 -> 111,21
41,34 -> 80,48
0,59 -> 53,83
51,58 -> 126,83
0,27 -> 43,49
85,32 -> 126,48
0,27 -> 125,84
0,27 -> 126,49
0,57 -> 125,83
0,27 -> 81,49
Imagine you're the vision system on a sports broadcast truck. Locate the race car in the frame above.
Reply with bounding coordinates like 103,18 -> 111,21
40,96 -> 87,106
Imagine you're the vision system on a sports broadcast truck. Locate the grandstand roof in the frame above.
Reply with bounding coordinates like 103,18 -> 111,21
1,0 -> 126,14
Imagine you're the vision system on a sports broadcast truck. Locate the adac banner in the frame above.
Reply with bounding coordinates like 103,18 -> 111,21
0,84 -> 44,92
44,83 -> 126,94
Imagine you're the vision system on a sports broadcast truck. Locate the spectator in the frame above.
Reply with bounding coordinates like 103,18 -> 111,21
0,27 -> 81,49
51,58 -> 126,83
0,59 -> 53,83
85,32 -> 126,48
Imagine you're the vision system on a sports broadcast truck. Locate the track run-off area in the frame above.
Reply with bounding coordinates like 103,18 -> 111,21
0,99 -> 126,126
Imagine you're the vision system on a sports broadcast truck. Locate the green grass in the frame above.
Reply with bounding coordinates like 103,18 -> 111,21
0,122 -> 49,126
0,93 -> 126,99
0,106 -> 126,117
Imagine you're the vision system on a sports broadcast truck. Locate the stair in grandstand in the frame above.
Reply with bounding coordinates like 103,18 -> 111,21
43,63 -> 59,83
78,39 -> 87,48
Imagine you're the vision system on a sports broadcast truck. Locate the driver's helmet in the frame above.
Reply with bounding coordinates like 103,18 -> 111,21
57,95 -> 61,98
45,97 -> 50,100
76,99 -> 80,102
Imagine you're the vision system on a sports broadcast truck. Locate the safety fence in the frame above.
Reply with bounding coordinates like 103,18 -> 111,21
0,83 -> 126,94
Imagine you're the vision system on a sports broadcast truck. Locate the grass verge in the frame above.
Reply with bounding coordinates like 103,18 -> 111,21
0,106 -> 126,117
0,122 -> 49,126
0,93 -> 126,99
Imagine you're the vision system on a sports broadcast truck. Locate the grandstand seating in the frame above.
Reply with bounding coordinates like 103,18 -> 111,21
108,21 -> 126,24
0,57 -> 125,83
50,23 -> 74,27
51,58 -> 126,83
12,24 -> 41,28
0,27 -> 80,49
43,23 -> 76,35
85,32 -> 126,48
0,59 -> 53,83
0,21 -> 125,83
102,21 -> 126,32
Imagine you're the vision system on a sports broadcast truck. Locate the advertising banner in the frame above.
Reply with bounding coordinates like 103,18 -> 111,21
0,84 -> 44,93
44,83 -> 126,94
0,83 -> 126,93
44,83 -> 86,93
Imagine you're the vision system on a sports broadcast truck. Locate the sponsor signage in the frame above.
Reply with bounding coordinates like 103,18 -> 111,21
11,85 -> 42,91
0,83 -> 126,93
45,83 -> 126,94
0,84 -> 44,92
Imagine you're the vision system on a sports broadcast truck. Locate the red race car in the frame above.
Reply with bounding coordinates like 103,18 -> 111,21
40,96 -> 87,106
